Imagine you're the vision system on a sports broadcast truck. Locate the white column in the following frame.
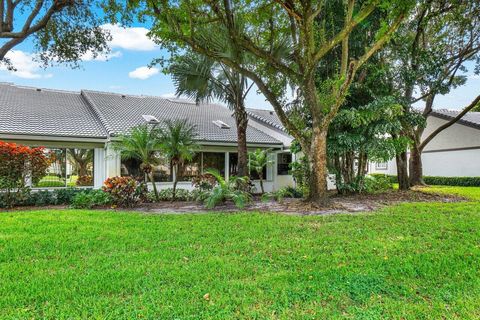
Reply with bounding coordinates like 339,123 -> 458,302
225,152 -> 230,181
94,148 -> 105,188
105,143 -> 121,179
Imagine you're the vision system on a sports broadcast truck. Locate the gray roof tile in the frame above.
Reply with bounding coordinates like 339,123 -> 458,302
82,90 -> 282,145
246,108 -> 288,133
0,83 -> 107,138
432,109 -> 480,130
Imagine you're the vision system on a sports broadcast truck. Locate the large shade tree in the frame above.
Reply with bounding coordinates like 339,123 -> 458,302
109,0 -> 413,205
388,0 -> 480,187
0,0 -> 110,67
170,53 -> 253,177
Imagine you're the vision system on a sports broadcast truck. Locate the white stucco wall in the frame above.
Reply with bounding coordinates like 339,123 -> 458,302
369,114 -> 480,177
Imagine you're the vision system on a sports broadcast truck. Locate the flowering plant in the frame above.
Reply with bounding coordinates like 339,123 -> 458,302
102,176 -> 147,208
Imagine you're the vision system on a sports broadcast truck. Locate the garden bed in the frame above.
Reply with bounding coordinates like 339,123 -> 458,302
129,189 -> 466,215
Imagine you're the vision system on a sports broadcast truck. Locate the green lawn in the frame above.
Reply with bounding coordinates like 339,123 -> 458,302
420,185 -> 480,201
1,188 -> 480,319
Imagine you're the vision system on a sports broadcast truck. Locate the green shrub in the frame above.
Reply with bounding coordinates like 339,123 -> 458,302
54,188 -> 89,205
369,174 -> 480,187
155,188 -> 192,201
102,176 -> 148,208
203,169 -> 252,209
262,186 -> 303,202
35,180 -> 66,188
364,175 -> 393,193
71,190 -> 112,209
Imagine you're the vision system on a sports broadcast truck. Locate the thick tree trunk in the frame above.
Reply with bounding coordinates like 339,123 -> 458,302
259,177 -> 265,194
396,150 -> 410,190
409,142 -> 425,186
306,130 -> 329,205
234,104 -> 249,177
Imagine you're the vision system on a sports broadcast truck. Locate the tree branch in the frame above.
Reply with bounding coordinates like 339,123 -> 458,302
420,94 -> 480,150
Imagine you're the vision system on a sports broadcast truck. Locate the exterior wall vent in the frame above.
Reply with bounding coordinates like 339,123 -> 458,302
213,120 -> 231,129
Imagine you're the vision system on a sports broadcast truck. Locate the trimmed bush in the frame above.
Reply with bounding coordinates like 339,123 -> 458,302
71,190 -> 112,209
102,176 -> 148,208
370,174 -> 480,187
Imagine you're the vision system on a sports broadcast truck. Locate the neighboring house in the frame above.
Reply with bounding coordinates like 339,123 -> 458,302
0,82 -> 295,192
369,109 -> 480,177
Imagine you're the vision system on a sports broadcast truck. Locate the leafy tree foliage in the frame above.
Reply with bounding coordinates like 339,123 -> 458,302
0,0 -> 110,68
108,0 -> 413,205
170,53 -> 253,177
112,124 -> 163,201
157,119 -> 199,201
387,0 -> 480,187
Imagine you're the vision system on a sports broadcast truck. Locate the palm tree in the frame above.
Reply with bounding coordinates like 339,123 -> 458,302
112,124 -> 162,201
170,53 -> 253,177
248,148 -> 273,194
157,119 -> 199,200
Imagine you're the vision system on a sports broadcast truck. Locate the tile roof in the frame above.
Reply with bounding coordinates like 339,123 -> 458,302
82,90 -> 281,144
0,83 -> 281,145
431,109 -> 480,130
0,83 -> 107,138
246,108 -> 287,132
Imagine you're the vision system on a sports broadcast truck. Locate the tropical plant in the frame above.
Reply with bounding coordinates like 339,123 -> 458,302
71,189 -> 112,209
387,0 -> 480,187
248,149 -> 273,194
170,53 -> 253,177
112,124 -> 162,201
203,169 -> 252,209
0,141 -> 52,207
102,176 -> 148,208
111,0 -> 413,205
157,119 -> 199,201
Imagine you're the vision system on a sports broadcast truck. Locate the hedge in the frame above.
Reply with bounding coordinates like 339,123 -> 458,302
370,174 -> 480,187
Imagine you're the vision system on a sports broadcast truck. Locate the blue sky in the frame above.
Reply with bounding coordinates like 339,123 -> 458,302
1,24 -> 478,111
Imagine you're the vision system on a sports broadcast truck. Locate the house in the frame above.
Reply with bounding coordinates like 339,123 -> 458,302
0,82 -> 295,192
369,109 -> 480,177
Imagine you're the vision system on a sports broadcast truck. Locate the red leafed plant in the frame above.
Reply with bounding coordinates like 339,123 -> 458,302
102,176 -> 147,208
0,141 -> 52,207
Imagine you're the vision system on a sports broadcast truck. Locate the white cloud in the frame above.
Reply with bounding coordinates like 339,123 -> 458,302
81,50 -> 122,62
102,24 -> 157,51
128,66 -> 159,80
0,50 -> 51,79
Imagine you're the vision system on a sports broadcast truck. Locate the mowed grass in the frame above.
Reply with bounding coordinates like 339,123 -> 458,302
1,186 -> 480,319
421,185 -> 480,201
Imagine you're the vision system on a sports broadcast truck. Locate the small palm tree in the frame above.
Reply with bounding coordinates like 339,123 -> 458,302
248,148 -> 273,194
204,168 -> 252,209
157,119 -> 199,200
112,124 -> 162,201
170,53 -> 253,177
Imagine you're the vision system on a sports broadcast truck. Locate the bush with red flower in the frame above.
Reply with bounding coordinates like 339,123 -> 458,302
102,176 -> 147,208
0,141 -> 52,207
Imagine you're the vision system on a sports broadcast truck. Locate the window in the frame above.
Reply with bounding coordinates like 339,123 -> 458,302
33,148 -> 94,188
203,152 -> 226,176
229,153 -> 238,176
121,157 -> 145,181
178,154 -> 201,181
375,162 -> 388,170
277,152 -> 292,175
66,148 -> 94,187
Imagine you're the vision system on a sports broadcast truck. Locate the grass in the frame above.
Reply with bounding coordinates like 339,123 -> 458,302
420,185 -> 480,201
1,187 -> 480,319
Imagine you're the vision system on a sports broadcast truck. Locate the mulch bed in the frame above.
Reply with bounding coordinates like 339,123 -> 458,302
0,189 -> 466,215
132,189 -> 466,216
